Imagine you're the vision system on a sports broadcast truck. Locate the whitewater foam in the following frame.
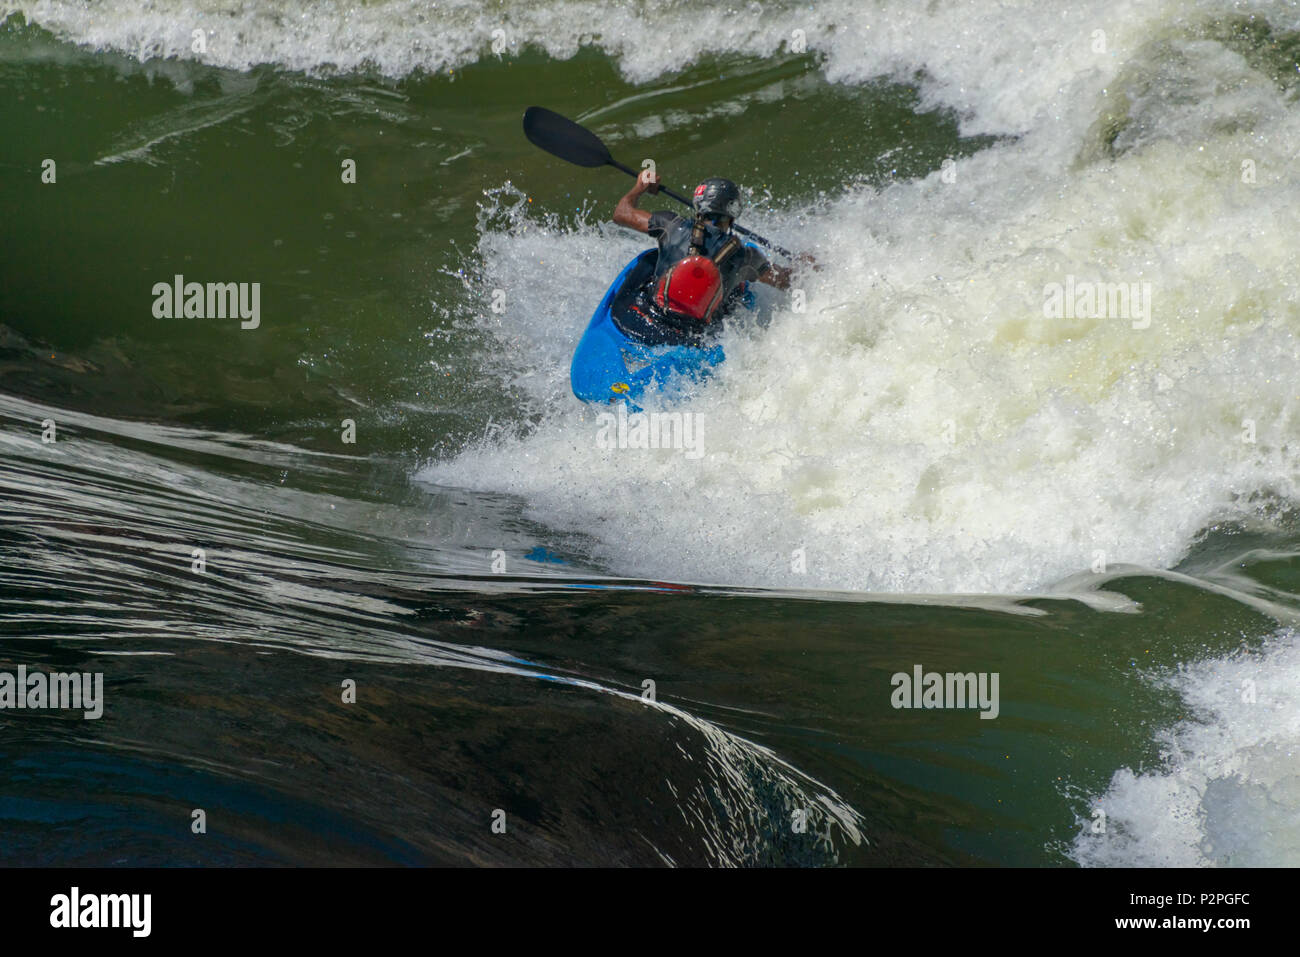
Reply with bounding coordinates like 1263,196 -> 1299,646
1071,629 -> 1300,867
5,0 -> 1288,115
423,1 -> 1300,596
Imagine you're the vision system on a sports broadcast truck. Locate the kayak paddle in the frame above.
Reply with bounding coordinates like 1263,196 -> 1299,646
522,105 -> 795,260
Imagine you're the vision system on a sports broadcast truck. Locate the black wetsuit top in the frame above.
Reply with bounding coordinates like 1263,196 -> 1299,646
612,211 -> 771,347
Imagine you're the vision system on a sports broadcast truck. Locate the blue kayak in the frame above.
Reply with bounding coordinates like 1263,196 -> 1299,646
570,249 -> 734,409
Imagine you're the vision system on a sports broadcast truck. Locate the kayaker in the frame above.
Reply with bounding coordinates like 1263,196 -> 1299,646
611,173 -> 810,346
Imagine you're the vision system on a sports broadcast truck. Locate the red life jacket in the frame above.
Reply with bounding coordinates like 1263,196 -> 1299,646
652,255 -> 724,324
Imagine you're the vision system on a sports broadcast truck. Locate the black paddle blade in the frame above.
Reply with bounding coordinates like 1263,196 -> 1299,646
522,106 -> 612,168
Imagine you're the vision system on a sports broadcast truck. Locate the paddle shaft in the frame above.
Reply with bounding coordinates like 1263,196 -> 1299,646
522,107 -> 795,260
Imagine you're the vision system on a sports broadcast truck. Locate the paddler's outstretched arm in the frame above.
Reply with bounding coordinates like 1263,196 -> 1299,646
613,172 -> 662,231
757,253 -> 820,290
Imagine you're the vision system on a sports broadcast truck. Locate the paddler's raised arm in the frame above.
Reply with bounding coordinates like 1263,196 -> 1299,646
612,171 -> 661,232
